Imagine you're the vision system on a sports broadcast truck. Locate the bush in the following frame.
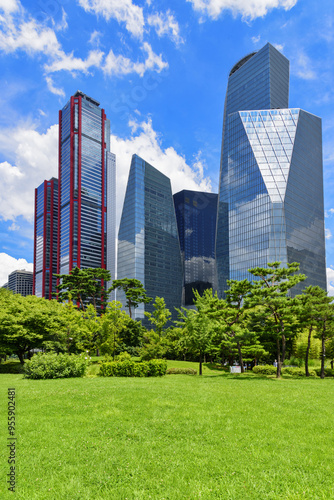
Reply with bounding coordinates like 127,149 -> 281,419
252,365 -> 277,375
315,368 -> 334,377
23,353 -> 88,379
99,359 -> 167,377
166,367 -> 197,375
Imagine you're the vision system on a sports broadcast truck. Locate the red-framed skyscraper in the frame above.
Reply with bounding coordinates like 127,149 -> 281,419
33,177 -> 58,298
57,91 -> 115,278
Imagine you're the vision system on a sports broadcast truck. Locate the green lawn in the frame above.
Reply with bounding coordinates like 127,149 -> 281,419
1,368 -> 333,499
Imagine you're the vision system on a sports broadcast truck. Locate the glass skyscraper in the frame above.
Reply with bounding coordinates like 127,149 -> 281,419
58,91 -> 116,280
33,177 -> 58,298
216,43 -> 326,296
118,154 -> 182,322
174,190 -> 218,306
8,270 -> 33,296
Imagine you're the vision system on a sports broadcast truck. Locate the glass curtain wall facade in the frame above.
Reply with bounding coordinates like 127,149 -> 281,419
174,190 -> 218,306
118,154 -> 182,322
216,43 -> 326,295
33,177 -> 58,298
58,91 -> 115,281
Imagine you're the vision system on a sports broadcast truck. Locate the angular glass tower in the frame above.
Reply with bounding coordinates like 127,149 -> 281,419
216,43 -> 326,296
58,91 -> 116,280
8,270 -> 33,296
118,154 -> 182,322
174,190 -> 218,306
33,177 -> 58,299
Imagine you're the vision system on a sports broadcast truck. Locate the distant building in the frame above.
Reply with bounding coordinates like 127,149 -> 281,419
33,177 -> 58,299
8,270 -> 33,296
174,190 -> 218,306
216,43 -> 327,296
57,90 -> 116,279
118,154 -> 183,322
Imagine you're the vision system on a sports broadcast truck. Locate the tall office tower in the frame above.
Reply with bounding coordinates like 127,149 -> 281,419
118,154 -> 182,322
174,190 -> 218,306
8,270 -> 33,296
216,43 -> 327,296
58,91 -> 116,282
33,177 -> 58,298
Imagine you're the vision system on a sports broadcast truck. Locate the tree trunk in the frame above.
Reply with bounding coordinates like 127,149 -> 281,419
17,352 -> 25,365
305,326 -> 313,377
321,334 -> 326,379
236,340 -> 244,373
281,334 -> 286,363
331,360 -> 333,370
276,338 -> 282,378
199,353 -> 202,375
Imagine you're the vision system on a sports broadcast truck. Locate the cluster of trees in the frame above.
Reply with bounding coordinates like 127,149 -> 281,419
1,263 -> 334,379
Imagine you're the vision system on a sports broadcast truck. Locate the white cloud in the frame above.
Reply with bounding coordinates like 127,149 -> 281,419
111,118 -> 213,230
0,1 -> 165,93
294,52 -> 317,80
0,124 -> 58,221
45,76 -> 65,97
8,222 -> 20,231
251,35 -> 261,44
325,228 -> 332,239
273,43 -> 284,52
147,10 -> 183,46
327,267 -> 334,296
45,49 -> 104,74
187,0 -> 297,21
78,0 -> 145,38
0,253 -> 33,286
0,0 -> 20,15
103,42 -> 168,77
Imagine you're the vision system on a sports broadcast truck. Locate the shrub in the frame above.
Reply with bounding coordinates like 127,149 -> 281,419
315,368 -> 334,377
99,359 -> 167,377
23,353 -> 88,379
252,365 -> 277,375
166,367 -> 197,375
282,367 -> 317,377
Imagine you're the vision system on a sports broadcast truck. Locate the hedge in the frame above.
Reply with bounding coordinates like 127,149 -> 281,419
99,359 -> 167,377
166,367 -> 197,375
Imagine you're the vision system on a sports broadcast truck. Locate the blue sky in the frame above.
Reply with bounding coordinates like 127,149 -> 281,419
0,0 -> 333,291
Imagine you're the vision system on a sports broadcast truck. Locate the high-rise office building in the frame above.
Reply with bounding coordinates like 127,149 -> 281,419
174,190 -> 218,306
33,177 -> 58,298
118,154 -> 182,322
216,43 -> 326,296
8,270 -> 33,296
58,91 -> 116,281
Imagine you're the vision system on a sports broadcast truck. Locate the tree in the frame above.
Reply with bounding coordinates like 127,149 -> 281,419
176,305 -> 214,375
0,293 -> 65,364
109,278 -> 151,318
99,301 -> 128,359
295,286 -> 329,376
55,267 -> 111,312
247,262 -> 306,378
144,297 -> 171,337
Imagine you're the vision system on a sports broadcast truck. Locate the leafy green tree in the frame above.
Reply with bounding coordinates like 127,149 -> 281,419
110,278 -> 151,318
0,293 -> 65,364
247,262 -> 306,378
295,286 -> 329,376
55,267 -> 111,312
138,330 -> 168,360
176,306 -> 214,375
118,316 -> 146,356
144,296 -> 171,337
99,301 -> 128,359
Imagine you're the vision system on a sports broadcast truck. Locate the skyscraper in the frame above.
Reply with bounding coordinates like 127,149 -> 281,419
118,154 -> 182,322
174,190 -> 218,306
8,270 -> 33,296
33,177 -> 58,299
57,91 -> 116,281
216,43 -> 326,296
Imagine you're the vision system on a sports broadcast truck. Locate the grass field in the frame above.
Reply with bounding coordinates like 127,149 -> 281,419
1,363 -> 334,499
